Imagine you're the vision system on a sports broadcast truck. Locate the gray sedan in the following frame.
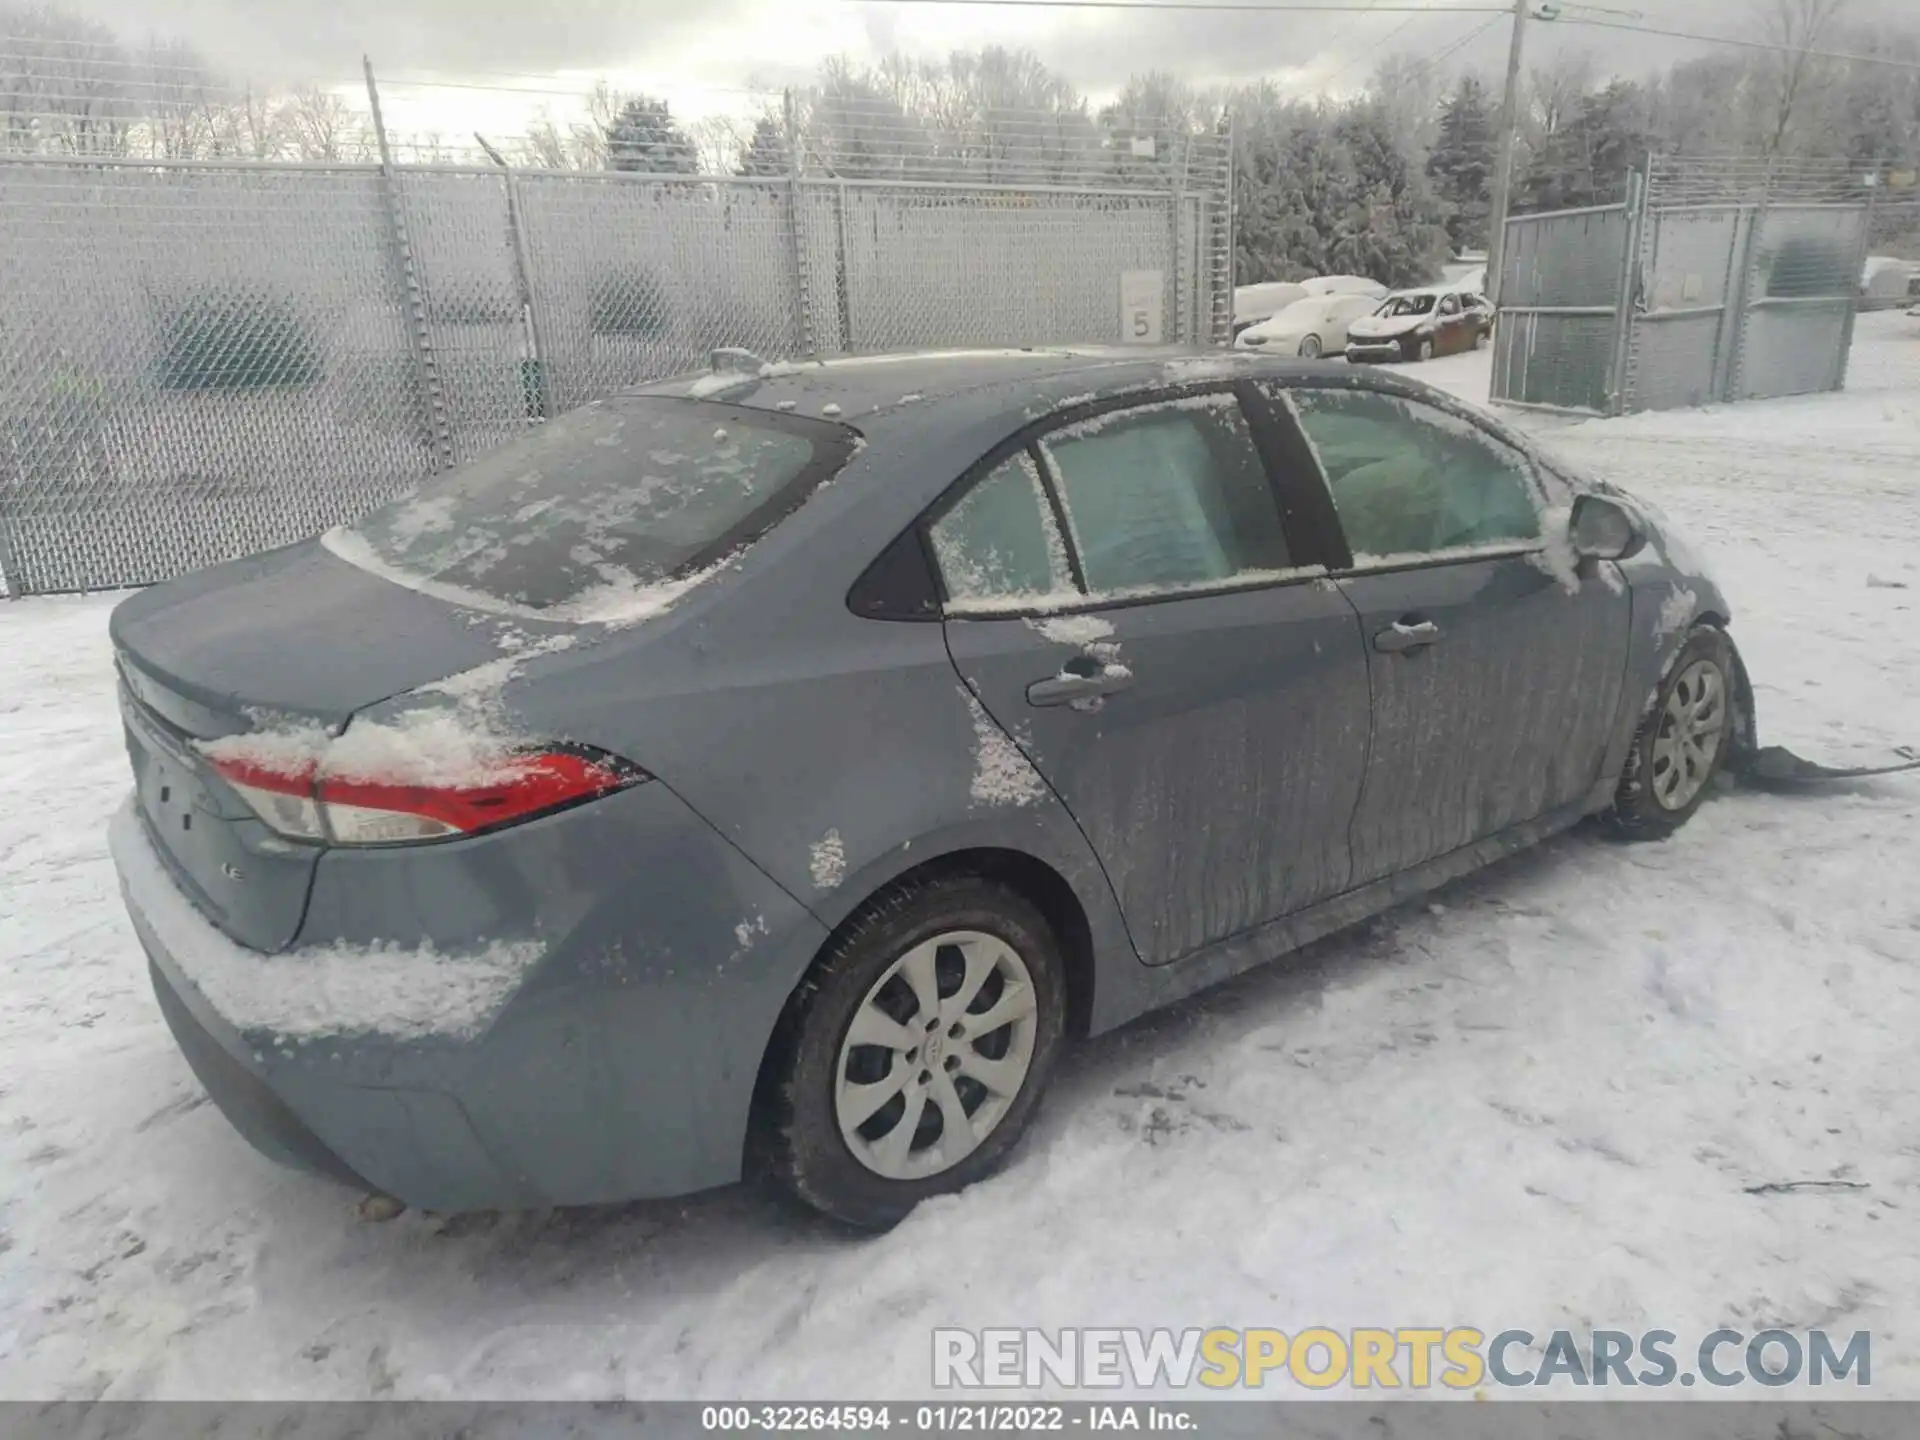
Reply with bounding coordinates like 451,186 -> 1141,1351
108,347 -> 1747,1228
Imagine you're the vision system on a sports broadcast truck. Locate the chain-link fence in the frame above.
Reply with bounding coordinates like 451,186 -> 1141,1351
1490,199 -> 1634,414
1491,155 -> 1885,418
0,125 -> 1233,596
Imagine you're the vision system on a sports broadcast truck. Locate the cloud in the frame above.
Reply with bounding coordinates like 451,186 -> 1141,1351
28,0 -> 1920,124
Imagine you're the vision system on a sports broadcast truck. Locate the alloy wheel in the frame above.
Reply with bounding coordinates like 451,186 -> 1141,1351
1650,659 -> 1728,810
834,931 -> 1039,1180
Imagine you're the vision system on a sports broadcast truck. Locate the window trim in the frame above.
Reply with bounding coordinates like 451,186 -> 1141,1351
1263,377 -> 1560,578
922,380 -> 1332,620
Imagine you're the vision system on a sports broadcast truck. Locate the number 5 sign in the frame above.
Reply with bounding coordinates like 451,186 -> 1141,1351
1119,270 -> 1164,344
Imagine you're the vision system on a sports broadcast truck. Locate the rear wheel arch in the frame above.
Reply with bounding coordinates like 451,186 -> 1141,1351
745,846 -> 1099,1170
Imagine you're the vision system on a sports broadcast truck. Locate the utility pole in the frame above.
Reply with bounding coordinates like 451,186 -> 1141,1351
1484,0 -> 1532,307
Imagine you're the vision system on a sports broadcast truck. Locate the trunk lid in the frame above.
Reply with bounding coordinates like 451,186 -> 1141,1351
111,539 -> 528,952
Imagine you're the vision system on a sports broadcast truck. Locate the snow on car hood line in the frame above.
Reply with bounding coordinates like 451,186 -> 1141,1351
1347,315 -> 1426,340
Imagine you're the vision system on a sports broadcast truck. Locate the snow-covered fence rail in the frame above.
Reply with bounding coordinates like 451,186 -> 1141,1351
1491,154 -> 1884,419
0,136 -> 1232,596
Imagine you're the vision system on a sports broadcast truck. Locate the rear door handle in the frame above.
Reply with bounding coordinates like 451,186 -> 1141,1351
1027,662 -> 1136,708
1374,619 -> 1441,654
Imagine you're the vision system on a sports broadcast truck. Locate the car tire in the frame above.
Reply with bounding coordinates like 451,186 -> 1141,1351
1601,625 -> 1736,841
1415,336 -> 1435,362
1299,334 -> 1323,359
1474,329 -> 1489,351
755,874 -> 1067,1229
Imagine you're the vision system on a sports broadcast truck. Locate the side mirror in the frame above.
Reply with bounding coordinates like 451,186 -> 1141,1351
1569,494 -> 1647,562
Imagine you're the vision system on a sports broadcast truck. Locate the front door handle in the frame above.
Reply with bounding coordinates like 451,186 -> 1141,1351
1374,619 -> 1441,654
1027,661 -> 1136,708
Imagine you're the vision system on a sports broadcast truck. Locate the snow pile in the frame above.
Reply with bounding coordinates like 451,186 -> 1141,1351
684,372 -> 757,400
1524,503 -> 1581,594
1029,615 -> 1114,647
199,708 -> 530,791
559,558 -> 737,630
1041,390 -> 1239,445
201,630 -> 581,792
809,830 -> 846,890
1654,585 -> 1699,643
108,802 -> 542,1041
963,690 -> 1046,808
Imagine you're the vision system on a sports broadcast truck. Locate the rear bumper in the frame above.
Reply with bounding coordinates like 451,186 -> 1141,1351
111,789 -> 830,1212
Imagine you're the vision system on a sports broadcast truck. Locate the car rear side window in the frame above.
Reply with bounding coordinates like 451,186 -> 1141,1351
1287,388 -> 1542,563
928,451 -> 1074,608
342,397 -> 853,613
1037,395 -> 1291,596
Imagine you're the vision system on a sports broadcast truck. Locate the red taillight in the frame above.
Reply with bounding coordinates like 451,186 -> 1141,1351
207,748 -> 643,846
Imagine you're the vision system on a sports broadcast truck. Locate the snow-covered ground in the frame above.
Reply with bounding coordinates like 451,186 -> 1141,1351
3,313 -> 1920,1402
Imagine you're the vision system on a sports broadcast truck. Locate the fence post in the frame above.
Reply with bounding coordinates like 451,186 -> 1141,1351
1833,166 -> 1877,394
833,178 -> 854,353
1606,166 -> 1648,416
782,90 -> 817,361
1214,112 -> 1236,347
365,57 -> 455,469
474,134 -> 551,422
1169,134 -> 1191,343
1725,159 -> 1774,404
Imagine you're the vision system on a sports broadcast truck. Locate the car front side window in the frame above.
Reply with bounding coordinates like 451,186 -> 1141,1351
1286,388 -> 1544,564
1036,394 -> 1293,596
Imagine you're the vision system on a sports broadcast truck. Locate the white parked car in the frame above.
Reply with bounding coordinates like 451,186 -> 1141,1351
1234,293 -> 1382,357
1861,256 -> 1918,309
1232,281 -> 1310,338
1299,274 -> 1387,299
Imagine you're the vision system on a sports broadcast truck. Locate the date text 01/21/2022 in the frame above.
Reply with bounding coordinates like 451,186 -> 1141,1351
700,1405 -> 1198,1432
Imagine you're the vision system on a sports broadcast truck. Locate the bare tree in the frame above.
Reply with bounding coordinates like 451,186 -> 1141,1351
284,84 -> 363,161
1368,53 -> 1442,161
212,84 -> 294,160
1761,0 -> 1848,155
689,112 -> 747,175
138,36 -> 228,159
1525,50 -> 1596,142
519,110 -> 576,168
1,2 -> 136,154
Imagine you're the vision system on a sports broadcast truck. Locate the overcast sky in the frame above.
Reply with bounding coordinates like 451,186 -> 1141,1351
31,0 -> 1919,137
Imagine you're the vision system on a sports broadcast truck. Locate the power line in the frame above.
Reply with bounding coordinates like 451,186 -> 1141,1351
1320,8 -> 1491,89
848,0 -> 1511,11
1544,14 -> 1920,74
1424,12 -> 1505,68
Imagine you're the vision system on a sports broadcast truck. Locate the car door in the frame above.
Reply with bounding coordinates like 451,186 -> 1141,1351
1431,292 -> 1468,354
1268,382 -> 1633,886
935,385 -> 1372,966
1463,293 -> 1494,347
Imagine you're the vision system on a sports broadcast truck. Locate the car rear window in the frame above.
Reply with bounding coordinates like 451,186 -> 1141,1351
343,397 -> 856,613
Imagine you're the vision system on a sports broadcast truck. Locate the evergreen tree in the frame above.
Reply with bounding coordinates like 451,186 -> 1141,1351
1517,80 -> 1650,212
604,96 -> 698,174
736,115 -> 787,176
1426,75 -> 1495,254
1327,100 -> 1452,288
